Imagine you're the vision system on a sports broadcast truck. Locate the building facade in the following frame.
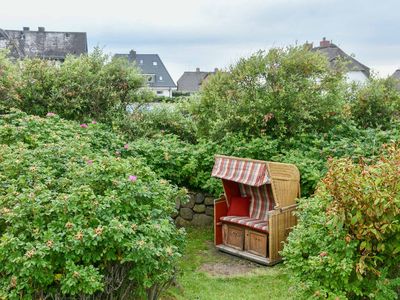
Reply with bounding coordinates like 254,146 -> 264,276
0,27 -> 87,61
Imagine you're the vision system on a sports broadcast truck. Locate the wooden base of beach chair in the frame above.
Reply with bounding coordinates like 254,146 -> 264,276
245,229 -> 268,257
222,224 -> 245,251
216,244 -> 281,266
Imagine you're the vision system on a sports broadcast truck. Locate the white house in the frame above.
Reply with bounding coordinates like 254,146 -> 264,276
312,37 -> 370,84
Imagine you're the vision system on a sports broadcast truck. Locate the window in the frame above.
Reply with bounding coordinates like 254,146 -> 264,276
157,91 -> 163,95
153,61 -> 158,66
159,76 -> 163,81
145,74 -> 155,83
139,60 -> 143,64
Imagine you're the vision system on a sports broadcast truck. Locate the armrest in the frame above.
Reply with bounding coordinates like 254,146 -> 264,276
268,204 -> 297,215
214,197 -> 228,245
214,198 -> 228,218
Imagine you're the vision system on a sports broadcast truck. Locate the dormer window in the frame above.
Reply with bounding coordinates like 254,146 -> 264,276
145,74 -> 155,83
159,76 -> 163,81
153,61 -> 158,66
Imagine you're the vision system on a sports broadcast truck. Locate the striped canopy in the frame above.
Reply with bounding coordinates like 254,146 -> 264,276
211,155 -> 271,186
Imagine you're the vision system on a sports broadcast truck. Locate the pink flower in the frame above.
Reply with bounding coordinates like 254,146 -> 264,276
91,120 -> 97,124
128,175 -> 137,182
124,144 -> 129,150
80,124 -> 88,128
46,112 -> 56,117
319,251 -> 328,257
86,160 -> 93,165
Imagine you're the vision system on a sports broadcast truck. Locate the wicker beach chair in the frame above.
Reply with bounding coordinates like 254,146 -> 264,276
212,155 -> 300,265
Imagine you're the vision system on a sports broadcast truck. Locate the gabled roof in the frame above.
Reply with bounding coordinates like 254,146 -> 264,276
312,40 -> 370,78
391,69 -> 400,90
177,69 -> 216,92
392,69 -> 400,80
114,51 -> 176,88
0,27 -> 87,61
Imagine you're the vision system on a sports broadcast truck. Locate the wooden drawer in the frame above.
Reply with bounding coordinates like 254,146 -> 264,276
245,229 -> 268,257
222,224 -> 244,250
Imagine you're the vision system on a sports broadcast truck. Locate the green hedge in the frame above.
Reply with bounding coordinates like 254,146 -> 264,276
0,110 -> 185,299
125,121 -> 400,197
0,49 -> 150,123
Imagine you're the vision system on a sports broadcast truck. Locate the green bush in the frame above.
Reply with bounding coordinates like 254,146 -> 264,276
0,110 -> 185,299
0,49 -> 149,123
126,133 -> 281,196
15,58 -> 58,116
349,77 -> 400,129
126,121 -> 400,198
172,91 -> 191,97
271,121 -> 400,196
282,144 -> 400,299
190,46 -> 347,140
127,134 -> 199,188
116,99 -> 197,143
0,50 -> 20,111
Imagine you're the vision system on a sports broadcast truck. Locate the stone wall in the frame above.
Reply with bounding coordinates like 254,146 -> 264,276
173,192 -> 215,226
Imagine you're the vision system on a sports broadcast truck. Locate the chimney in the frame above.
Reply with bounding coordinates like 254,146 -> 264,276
196,67 -> 200,72
129,49 -> 136,61
320,37 -> 331,47
23,27 -> 30,31
38,27 -> 45,32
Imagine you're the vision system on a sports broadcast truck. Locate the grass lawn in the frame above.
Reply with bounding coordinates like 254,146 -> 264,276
163,226 -> 294,300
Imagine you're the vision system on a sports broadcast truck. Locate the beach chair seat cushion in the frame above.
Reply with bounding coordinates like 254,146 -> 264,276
220,216 -> 269,233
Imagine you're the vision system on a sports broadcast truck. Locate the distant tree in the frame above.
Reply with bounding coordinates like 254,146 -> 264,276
0,48 -> 151,122
190,45 -> 348,140
349,76 -> 400,129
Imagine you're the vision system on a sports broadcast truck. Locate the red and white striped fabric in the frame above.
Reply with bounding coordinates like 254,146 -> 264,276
211,156 -> 270,186
239,184 -> 274,220
220,216 -> 269,232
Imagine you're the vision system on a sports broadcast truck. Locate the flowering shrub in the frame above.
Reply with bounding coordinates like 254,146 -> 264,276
282,144 -> 400,299
0,110 -> 185,299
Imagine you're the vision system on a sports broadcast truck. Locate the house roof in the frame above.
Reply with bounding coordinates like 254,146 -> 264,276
114,51 -> 176,88
392,69 -> 400,80
312,40 -> 370,77
391,69 -> 400,90
177,69 -> 216,92
0,27 -> 87,60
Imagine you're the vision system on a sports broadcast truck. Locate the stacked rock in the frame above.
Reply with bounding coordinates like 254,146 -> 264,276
174,192 -> 215,227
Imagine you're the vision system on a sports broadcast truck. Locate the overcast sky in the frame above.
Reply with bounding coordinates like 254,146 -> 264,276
2,0 -> 399,82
